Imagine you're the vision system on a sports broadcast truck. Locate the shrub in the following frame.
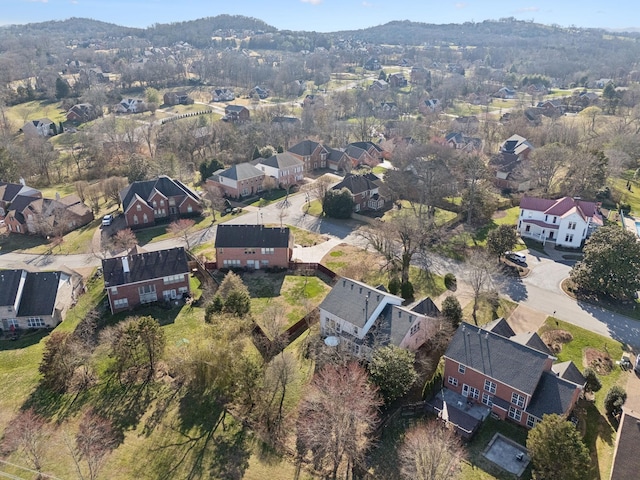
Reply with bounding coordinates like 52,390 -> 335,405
400,281 -> 414,302
583,367 -> 602,394
444,273 -> 457,290
619,202 -> 631,214
388,277 -> 401,295
441,296 -> 463,328
604,385 -> 627,416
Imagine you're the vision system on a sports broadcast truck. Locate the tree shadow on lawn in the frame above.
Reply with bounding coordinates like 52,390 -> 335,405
22,382 -> 92,422
577,399 -> 616,479
146,387 -> 251,480
242,271 -> 286,298
0,329 -> 49,351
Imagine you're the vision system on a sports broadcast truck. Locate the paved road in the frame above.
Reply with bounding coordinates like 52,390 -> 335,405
2,186 -> 639,349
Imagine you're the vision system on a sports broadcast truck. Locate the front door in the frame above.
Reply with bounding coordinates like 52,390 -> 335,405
461,384 -> 469,397
549,231 -> 555,240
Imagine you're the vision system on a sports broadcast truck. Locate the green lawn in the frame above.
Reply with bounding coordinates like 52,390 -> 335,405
382,200 -> 458,226
610,172 -> 640,215
305,199 -> 323,216
134,215 -> 212,245
462,297 -> 519,326
470,207 -> 521,246
6,100 -> 66,126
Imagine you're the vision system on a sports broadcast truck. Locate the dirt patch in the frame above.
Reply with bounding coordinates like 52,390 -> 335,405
584,348 -> 614,375
492,210 -> 507,220
541,329 -> 573,354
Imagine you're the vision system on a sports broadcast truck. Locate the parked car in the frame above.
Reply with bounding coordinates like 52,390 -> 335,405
505,251 -> 526,265
635,353 -> 640,373
101,214 -> 113,227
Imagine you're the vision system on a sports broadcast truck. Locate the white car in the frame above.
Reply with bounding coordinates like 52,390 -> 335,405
505,251 -> 526,264
101,214 -> 113,227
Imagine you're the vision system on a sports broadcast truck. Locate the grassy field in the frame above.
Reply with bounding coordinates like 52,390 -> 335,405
381,200 -> 458,226
5,100 -> 66,126
462,297 -> 519,326
538,317 -> 627,479
134,215 -> 212,245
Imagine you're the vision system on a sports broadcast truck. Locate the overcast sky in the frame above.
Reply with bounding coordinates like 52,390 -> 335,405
3,0 -> 638,32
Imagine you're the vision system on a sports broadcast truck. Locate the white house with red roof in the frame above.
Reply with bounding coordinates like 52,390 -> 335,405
517,196 -> 602,248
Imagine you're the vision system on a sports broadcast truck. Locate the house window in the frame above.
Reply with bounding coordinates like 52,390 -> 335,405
552,216 -> 557,224
6,319 -> 18,328
244,248 -> 256,254
568,222 -> 576,230
463,385 -> 480,400
545,215 -> 548,222
410,322 -> 420,336
525,225 -> 531,232
511,392 -> 525,408
508,406 -> 522,422
143,213 -> 148,223
519,210 -> 523,217
223,259 -> 241,266
110,287 -> 118,294
482,393 -> 493,407
133,215 -> 139,225
261,260 -> 269,266
164,274 -> 184,285
160,200 -> 165,206
354,204 -> 360,212
178,286 -> 188,294
138,284 -> 157,303
27,317 -> 46,328
484,380 -> 497,394
114,298 -> 129,308
153,201 -> 157,208
187,205 -> 193,213
565,234 -> 574,243
261,248 -> 274,254
526,415 -> 540,428
448,376 -> 458,387
136,204 -> 142,211
458,364 -> 466,374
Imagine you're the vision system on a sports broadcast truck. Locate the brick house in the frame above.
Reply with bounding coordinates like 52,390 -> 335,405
442,320 -> 584,430
224,105 -> 250,123
102,247 -> 190,314
4,194 -> 93,236
214,224 -> 293,270
331,173 -> 385,212
119,176 -> 202,229
518,196 -> 602,248
0,181 -> 41,218
254,152 -> 304,188
287,140 -> 329,172
66,103 -> 100,123
206,163 -> 266,199
0,268 -> 82,332
344,142 -> 384,168
163,91 -> 193,106
318,277 -> 440,358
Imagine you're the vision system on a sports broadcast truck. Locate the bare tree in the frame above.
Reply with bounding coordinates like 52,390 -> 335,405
102,176 -> 128,208
167,218 -> 196,251
2,409 -> 50,472
204,184 -> 226,222
84,182 -> 103,215
466,251 -> 499,325
110,228 -> 138,252
398,420 -> 465,480
528,143 -> 568,193
67,409 -> 120,480
74,180 -> 89,202
296,362 -> 381,479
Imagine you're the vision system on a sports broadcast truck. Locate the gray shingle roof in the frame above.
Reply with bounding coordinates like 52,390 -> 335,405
102,247 -> 189,287
444,323 -> 550,396
17,271 -> 60,317
288,140 -> 327,157
119,176 -> 200,211
379,304 -> 431,347
332,174 -> 378,195
484,318 -> 516,338
610,409 -> 640,480
551,361 -> 586,386
319,277 -> 402,329
526,371 -> 579,418
511,332 -> 552,355
0,270 -> 24,307
212,163 -> 264,181
256,152 -> 303,169
215,225 -> 290,249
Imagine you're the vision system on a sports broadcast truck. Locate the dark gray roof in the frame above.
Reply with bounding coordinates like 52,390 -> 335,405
484,318 -> 516,338
378,304 -> 428,346
0,270 -> 24,307
444,323 -> 550,396
288,140 -> 327,157
102,247 -> 189,287
6,194 -> 38,214
0,182 -> 24,202
212,163 -> 264,181
410,297 -> 440,317
17,271 -> 60,317
332,174 -> 378,195
552,361 -> 586,386
256,152 -> 303,169
610,409 -> 640,480
119,176 -> 200,211
318,277 -> 402,329
511,332 -> 552,355
526,371 -> 579,419
225,105 -> 248,113
215,225 -> 290,249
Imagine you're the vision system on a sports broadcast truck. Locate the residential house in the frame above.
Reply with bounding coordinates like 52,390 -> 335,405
376,102 -> 399,119
410,66 -> 431,86
369,79 -> 389,92
116,98 -> 146,114
4,194 -> 93,236
326,148 -> 352,172
344,141 -> 384,168
163,91 -> 194,106
493,87 -> 516,99
610,409 -> 640,480
419,98 -> 441,114
388,73 -> 407,88
252,86 -> 269,99
206,163 -> 265,198
364,58 -> 381,70
0,181 -> 41,218
500,134 -> 534,159
450,115 -> 480,134
211,88 -> 235,102
254,152 -> 304,188
331,173 -> 384,212
214,224 -> 293,270
536,99 -> 565,117
223,105 -> 250,123
66,103 -> 100,123
443,321 -> 585,430
318,277 -> 440,358
287,140 -> 329,172
445,132 -> 483,153
21,118 -> 57,137
271,116 -> 301,128
0,268 -> 82,332
517,196 -> 603,248
102,247 -> 190,314
489,152 -> 531,192
119,176 -> 202,229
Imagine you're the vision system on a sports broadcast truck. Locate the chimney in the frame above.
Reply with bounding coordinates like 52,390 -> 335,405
19,178 -> 25,186
122,256 -> 130,273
